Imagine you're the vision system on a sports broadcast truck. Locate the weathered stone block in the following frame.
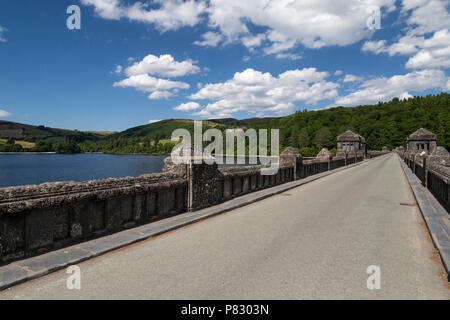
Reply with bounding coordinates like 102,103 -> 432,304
121,197 -> 133,223
270,175 -> 276,186
158,189 -> 175,215
25,208 -> 55,250
233,177 -> 242,195
53,208 -> 70,240
242,176 -> 250,193
70,201 -> 105,237
250,175 -> 257,190
105,198 -> 126,230
0,214 -> 25,255
263,175 -> 270,187
146,192 -> 157,217
189,162 -> 222,211
175,187 -> 185,211
258,175 -> 264,188
223,178 -> 232,198
134,194 -> 146,222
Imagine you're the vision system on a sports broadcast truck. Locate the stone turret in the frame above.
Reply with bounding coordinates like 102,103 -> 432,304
336,130 -> 366,157
406,128 -> 437,154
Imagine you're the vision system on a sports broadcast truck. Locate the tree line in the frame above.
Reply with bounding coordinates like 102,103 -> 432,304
1,93 -> 448,156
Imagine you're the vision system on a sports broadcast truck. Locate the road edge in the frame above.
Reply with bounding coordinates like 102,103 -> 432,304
397,154 -> 450,282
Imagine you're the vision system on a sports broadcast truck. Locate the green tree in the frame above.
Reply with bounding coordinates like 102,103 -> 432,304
298,128 -> 310,148
314,127 -> 332,149
56,138 -> 81,154
290,128 -> 300,148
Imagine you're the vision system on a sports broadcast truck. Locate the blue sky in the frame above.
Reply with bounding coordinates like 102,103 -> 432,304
0,0 -> 448,131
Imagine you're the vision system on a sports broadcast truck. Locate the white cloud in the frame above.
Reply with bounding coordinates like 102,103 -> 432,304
363,29 -> 450,69
193,32 -> 223,47
405,29 -> 450,69
334,69 -> 447,106
334,70 -> 343,76
113,74 -> 189,100
81,0 -> 122,19
241,33 -> 266,51
125,54 -> 200,77
343,74 -> 364,82
275,53 -> 302,60
148,90 -> 174,100
180,67 -> 338,118
0,109 -> 12,118
149,119 -> 161,123
114,65 -> 123,74
402,0 -> 450,35
174,102 -> 201,111
0,25 -> 7,42
113,54 -> 200,99
362,40 -> 387,54
361,0 -> 450,69
263,30 -> 296,55
206,0 -> 396,54
83,0 -> 398,56
81,0 -> 206,31
386,34 -> 424,56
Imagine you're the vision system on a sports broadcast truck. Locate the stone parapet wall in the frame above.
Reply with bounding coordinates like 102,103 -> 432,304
0,173 -> 188,264
218,164 -> 295,202
400,151 -> 449,212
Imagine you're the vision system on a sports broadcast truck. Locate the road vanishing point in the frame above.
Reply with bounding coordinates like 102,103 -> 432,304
1,154 -> 449,299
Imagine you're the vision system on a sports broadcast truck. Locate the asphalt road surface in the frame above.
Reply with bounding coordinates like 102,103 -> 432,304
1,154 -> 448,299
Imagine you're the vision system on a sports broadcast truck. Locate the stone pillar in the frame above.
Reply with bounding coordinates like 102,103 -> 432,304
163,149 -> 222,212
187,161 -> 222,211
280,147 -> 302,181
296,156 -> 303,179
423,156 -> 428,188
344,152 -> 348,166
328,155 -> 331,171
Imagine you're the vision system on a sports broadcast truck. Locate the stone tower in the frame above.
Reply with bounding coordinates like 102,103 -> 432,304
406,128 -> 437,154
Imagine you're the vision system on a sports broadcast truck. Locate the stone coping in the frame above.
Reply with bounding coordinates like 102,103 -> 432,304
0,173 -> 187,215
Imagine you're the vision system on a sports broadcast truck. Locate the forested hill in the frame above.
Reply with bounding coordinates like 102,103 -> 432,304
1,93 -> 448,155
242,93 -> 449,154
95,93 -> 448,156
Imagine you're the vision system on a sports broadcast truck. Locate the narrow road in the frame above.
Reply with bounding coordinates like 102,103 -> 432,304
1,154 -> 448,299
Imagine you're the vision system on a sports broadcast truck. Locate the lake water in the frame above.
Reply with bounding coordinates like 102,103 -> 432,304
0,154 -> 167,188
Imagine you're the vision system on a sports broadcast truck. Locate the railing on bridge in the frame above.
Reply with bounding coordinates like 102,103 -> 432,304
219,165 -> 294,201
402,153 -> 449,212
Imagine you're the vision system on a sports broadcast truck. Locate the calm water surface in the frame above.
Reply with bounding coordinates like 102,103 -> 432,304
0,154 -> 166,188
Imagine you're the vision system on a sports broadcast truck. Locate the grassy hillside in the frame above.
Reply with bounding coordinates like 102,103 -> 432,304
0,139 -> 35,148
110,119 -> 225,140
79,119 -> 228,154
0,120 -> 107,142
